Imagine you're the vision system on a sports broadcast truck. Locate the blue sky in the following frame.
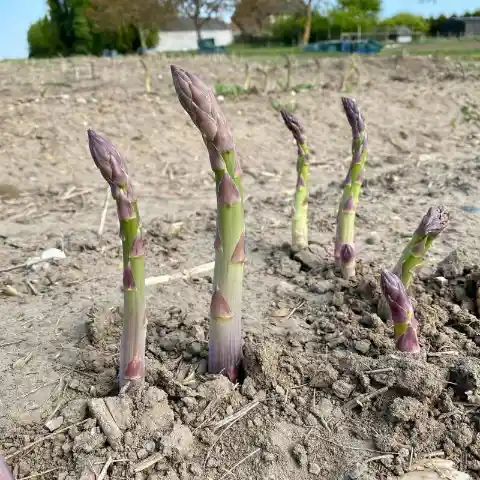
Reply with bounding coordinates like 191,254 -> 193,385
0,0 -> 478,59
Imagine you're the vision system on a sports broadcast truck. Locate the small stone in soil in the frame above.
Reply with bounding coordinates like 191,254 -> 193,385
145,440 -> 156,452
44,416 -> 64,432
354,339 -> 371,354
332,380 -> 355,399
309,462 -> 321,474
241,377 -> 257,399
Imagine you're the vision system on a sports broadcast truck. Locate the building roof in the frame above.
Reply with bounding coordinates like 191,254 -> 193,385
455,16 -> 480,22
163,17 -> 232,32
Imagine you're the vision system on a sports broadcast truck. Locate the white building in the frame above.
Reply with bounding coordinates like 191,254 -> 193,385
156,18 -> 234,52
393,26 -> 413,44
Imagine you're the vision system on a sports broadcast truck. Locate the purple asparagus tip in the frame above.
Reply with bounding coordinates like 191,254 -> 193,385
416,206 -> 449,237
280,109 -> 306,145
380,270 -> 420,353
341,97 -> 365,136
380,270 -> 411,320
87,129 -> 128,188
170,64 -> 234,165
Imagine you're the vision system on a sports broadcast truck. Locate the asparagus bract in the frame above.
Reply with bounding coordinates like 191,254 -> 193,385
335,97 -> 368,279
0,455 -> 14,480
380,270 -> 420,353
170,65 -> 245,383
87,130 -> 146,390
280,109 -> 310,252
393,206 -> 449,288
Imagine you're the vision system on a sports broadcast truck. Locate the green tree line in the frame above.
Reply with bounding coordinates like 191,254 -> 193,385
28,0 -> 480,58
233,0 -> 480,47
27,0 -> 168,58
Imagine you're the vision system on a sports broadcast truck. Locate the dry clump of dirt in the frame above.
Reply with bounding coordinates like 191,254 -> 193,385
2,246 -> 480,480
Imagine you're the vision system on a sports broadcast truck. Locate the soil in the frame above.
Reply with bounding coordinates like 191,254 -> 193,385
1,53 -> 480,480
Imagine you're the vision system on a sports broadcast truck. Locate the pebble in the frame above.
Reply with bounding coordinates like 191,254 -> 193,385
145,440 -> 156,452
332,380 -> 355,399
435,276 -> 448,286
354,339 -> 371,354
137,448 -> 149,460
45,416 -> 64,432
241,377 -> 257,399
308,462 -> 321,475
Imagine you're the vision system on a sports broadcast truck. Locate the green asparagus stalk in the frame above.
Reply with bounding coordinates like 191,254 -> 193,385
378,206 -> 449,320
0,455 -> 14,480
380,270 -> 420,353
335,97 -> 367,279
87,130 -> 146,390
280,109 -> 310,252
170,65 -> 245,383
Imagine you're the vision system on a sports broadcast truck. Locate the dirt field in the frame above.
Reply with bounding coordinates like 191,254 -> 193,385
1,53 -> 480,480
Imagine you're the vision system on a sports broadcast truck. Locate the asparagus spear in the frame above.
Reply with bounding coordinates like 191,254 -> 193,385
170,65 -> 245,383
380,270 -> 420,353
87,130 -> 146,390
378,206 -> 449,320
280,109 -> 310,252
394,206 -> 449,288
0,455 -> 14,480
335,97 -> 367,279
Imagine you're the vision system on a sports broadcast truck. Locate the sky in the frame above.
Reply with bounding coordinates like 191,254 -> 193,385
0,0 -> 478,59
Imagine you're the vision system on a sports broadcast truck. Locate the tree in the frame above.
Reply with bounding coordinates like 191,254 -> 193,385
87,0 -> 178,51
328,0 -> 380,35
27,0 -> 161,58
27,16 -> 61,58
337,0 -> 380,13
178,0 -> 235,41
232,0 -> 304,35
380,12 -> 429,33
47,0 -> 94,55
